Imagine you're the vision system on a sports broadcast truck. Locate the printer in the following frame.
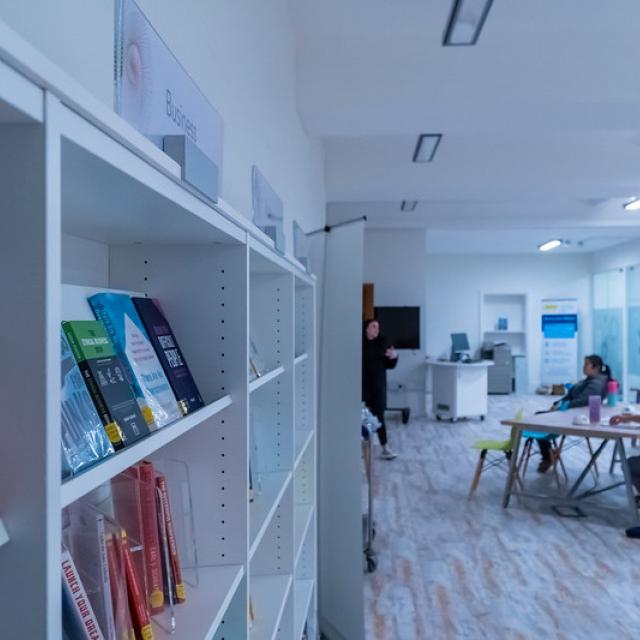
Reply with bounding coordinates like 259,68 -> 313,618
481,342 -> 513,394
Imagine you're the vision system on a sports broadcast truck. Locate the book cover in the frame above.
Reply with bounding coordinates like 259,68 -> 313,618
62,546 -> 106,640
106,533 -> 136,640
137,461 -> 165,615
89,293 -> 181,429
62,321 -> 149,449
95,514 -> 116,640
132,297 -> 204,416
61,330 -> 114,476
120,531 -> 154,640
156,473 -> 186,604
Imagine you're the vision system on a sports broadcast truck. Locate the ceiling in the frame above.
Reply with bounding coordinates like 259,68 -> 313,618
288,0 -> 640,252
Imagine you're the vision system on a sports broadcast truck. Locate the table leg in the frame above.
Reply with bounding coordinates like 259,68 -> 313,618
616,438 -> 639,525
502,428 -> 522,508
567,439 -> 610,497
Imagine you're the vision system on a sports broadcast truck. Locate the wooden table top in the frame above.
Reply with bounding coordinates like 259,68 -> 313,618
500,405 -> 640,439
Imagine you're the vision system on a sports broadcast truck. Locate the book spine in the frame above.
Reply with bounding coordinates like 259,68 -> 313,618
106,534 -> 135,640
96,515 -> 116,640
62,322 -> 87,366
156,473 -> 186,603
62,548 -> 106,640
137,461 -> 164,615
77,360 -> 125,450
120,531 -> 154,640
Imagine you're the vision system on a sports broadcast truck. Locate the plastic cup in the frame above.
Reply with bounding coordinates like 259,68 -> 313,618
589,395 -> 601,424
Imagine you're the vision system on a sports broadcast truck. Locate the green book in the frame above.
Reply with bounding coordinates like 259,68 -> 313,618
62,321 -> 149,449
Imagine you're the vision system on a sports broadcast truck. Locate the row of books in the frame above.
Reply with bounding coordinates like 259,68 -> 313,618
62,460 -> 185,640
61,293 -> 204,478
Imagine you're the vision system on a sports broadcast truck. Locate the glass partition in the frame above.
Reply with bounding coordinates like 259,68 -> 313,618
626,265 -> 640,399
593,269 -> 625,390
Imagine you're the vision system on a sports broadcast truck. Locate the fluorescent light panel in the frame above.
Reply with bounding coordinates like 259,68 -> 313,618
413,134 -> 442,163
538,239 -> 563,252
443,0 -> 494,46
624,198 -> 640,211
401,200 -> 418,212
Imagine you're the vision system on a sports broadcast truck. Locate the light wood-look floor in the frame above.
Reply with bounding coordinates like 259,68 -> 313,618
364,394 -> 640,640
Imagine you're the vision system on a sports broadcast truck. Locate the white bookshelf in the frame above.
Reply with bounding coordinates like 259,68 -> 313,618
0,22 -> 317,640
480,292 -> 528,356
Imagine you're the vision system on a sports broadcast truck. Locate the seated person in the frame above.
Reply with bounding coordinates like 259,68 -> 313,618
538,354 -> 611,473
609,412 -> 640,495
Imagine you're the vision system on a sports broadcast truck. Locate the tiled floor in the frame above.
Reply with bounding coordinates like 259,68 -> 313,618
364,394 -> 640,640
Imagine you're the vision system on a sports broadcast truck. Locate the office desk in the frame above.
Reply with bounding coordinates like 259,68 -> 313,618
427,360 -> 492,422
501,407 -> 640,524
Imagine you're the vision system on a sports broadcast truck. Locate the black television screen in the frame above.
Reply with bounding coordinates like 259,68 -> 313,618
374,306 -> 421,350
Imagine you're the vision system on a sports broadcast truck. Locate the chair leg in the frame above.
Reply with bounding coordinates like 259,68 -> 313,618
551,441 -> 566,489
519,439 -> 533,485
468,450 -> 487,499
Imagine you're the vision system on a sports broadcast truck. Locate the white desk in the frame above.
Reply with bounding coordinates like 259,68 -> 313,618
427,360 -> 493,422
501,407 -> 640,524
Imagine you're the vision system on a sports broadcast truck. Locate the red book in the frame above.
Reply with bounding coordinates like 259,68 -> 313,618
137,461 -> 165,615
119,531 -> 155,640
106,533 -> 136,640
156,473 -> 186,603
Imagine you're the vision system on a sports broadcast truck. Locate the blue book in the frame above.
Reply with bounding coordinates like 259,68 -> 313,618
61,330 -> 114,477
89,293 -> 182,429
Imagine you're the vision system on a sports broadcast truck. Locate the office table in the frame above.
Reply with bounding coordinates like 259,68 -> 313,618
427,359 -> 493,422
500,407 -> 640,524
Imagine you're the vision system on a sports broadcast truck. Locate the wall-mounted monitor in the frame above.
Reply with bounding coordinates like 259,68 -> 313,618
374,306 -> 421,349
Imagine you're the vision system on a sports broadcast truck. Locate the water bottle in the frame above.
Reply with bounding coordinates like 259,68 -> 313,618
607,380 -> 618,408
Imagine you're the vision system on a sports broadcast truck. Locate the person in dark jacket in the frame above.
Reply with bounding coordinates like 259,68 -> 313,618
538,354 -> 611,472
363,318 -> 399,460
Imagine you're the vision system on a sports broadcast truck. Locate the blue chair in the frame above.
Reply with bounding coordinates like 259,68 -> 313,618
517,430 -> 568,488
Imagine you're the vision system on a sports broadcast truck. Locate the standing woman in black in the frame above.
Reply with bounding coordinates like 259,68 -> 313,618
362,318 -> 399,460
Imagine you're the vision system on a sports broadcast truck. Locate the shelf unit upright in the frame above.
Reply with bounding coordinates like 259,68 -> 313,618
0,21 -> 317,640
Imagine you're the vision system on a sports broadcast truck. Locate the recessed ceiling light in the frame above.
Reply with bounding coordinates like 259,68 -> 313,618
624,198 -> 640,211
538,239 -> 563,252
401,200 -> 418,212
413,134 -> 442,163
443,0 -> 494,47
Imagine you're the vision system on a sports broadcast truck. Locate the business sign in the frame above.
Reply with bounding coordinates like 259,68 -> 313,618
252,166 -> 285,254
541,299 -> 579,384
114,0 -> 223,184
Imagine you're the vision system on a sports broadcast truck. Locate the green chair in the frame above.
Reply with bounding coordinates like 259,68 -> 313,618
468,425 -> 523,499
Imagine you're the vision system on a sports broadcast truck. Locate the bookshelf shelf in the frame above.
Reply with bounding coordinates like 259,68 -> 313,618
294,353 -> 309,366
249,471 -> 293,559
61,395 -> 232,508
153,564 -> 244,640
249,366 -> 286,393
250,574 -> 293,640
0,21 -> 316,640
294,430 -> 314,470
294,505 -> 314,567
293,579 -> 314,640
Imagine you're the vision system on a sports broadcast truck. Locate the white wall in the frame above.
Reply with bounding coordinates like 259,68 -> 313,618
363,229 -> 427,414
591,237 -> 640,273
0,0 -> 326,249
425,253 -> 593,389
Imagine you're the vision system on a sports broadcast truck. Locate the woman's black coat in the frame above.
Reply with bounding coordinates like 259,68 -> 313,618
362,335 -> 398,419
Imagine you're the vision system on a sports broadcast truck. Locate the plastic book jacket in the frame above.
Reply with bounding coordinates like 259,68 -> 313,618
89,293 -> 182,429
62,320 -> 149,448
61,330 -> 114,476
